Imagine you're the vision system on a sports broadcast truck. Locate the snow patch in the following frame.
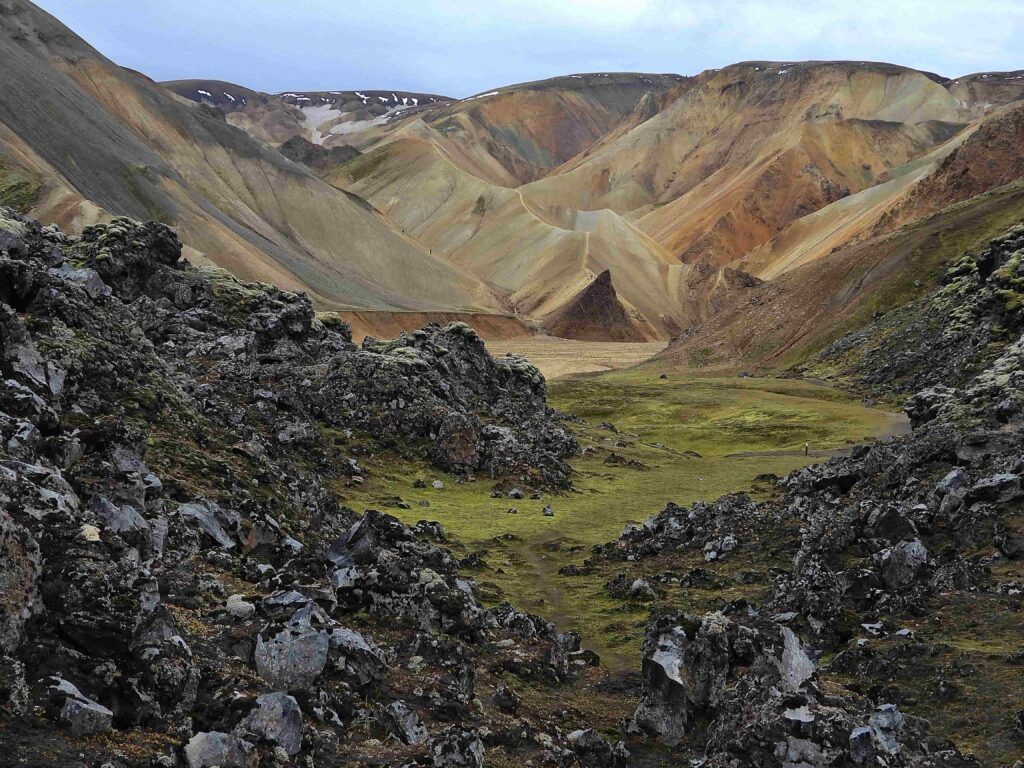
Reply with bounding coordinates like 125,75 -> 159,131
197,89 -> 212,98
299,104 -> 343,145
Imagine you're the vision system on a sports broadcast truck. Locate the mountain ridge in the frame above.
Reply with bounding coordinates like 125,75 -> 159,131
5,0 -> 1024,347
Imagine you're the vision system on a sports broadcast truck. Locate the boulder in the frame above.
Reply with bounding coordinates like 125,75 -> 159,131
329,626 -> 388,689
431,728 -> 485,767
234,692 -> 303,755
634,612 -> 815,746
255,609 -> 329,691
379,699 -> 429,745
491,684 -> 520,713
568,728 -> 629,768
968,473 -> 1021,503
178,502 -> 237,550
47,678 -> 112,736
874,539 -> 929,590
184,731 -> 256,768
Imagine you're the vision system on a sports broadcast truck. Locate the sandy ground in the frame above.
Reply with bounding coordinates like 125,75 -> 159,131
487,336 -> 668,379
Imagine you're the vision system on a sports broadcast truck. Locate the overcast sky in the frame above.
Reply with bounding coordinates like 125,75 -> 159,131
34,0 -> 1024,97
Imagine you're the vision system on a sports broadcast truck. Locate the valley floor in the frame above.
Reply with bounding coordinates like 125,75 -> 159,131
486,337 -> 668,379
336,370 -> 904,669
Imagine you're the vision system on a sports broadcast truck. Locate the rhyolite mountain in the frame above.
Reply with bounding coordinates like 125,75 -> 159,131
170,60 -> 1024,344
0,0 -> 500,316
5,0 -> 1024,345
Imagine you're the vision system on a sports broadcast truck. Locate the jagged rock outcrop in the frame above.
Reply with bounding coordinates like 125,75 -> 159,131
0,210 -> 590,766
811,223 -> 1024,395
278,135 -> 361,171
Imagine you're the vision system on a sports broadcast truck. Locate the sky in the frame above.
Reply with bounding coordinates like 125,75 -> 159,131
34,0 -> 1024,97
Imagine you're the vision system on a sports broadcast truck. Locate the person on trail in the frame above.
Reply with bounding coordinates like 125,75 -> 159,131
804,442 -> 809,456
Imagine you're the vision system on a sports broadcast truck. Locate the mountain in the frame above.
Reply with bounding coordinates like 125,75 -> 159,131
163,80 -> 453,147
170,73 -> 686,185
320,61 -> 1024,340
0,0 -> 500,313
5,0 -> 1024,346
523,62 -> 973,262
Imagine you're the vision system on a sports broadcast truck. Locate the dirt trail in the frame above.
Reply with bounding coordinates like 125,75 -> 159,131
510,532 -> 638,671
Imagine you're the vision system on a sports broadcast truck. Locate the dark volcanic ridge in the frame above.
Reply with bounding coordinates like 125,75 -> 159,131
545,269 -> 649,342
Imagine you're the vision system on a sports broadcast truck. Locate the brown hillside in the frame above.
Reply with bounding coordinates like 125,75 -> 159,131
0,0 -> 500,313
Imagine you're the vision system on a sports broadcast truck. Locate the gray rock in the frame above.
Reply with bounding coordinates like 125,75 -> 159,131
48,678 -> 112,736
568,728 -> 629,768
874,539 -> 929,590
184,731 -> 256,768
968,472 -> 1021,503
226,594 -> 256,620
0,655 -> 28,715
634,612 -> 815,746
779,626 -> 816,692
849,725 -> 874,765
0,510 -> 40,653
329,626 -> 388,689
432,728 -> 485,767
491,684 -> 520,713
379,699 -> 428,745
178,502 -> 236,550
629,577 -> 656,599
234,692 -> 303,755
48,264 -> 111,298
869,703 -> 905,755
934,467 -> 968,499
90,496 -> 151,552
255,611 -> 329,691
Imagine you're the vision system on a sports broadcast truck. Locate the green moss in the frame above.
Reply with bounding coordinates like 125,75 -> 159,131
993,251 -> 1024,310
0,155 -> 41,214
201,267 -> 280,325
